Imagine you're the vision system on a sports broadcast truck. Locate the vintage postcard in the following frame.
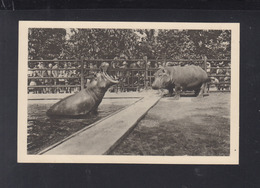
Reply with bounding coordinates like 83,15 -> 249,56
18,21 -> 239,164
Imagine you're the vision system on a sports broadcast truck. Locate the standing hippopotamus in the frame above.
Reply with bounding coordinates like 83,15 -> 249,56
152,65 -> 210,99
46,62 -> 119,117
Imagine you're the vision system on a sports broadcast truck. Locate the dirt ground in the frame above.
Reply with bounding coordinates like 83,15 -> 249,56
110,92 -> 230,156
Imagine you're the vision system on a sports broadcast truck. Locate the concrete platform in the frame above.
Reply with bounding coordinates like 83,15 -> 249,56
40,92 -> 160,155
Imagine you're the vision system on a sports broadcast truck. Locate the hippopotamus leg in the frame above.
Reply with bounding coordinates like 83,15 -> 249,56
194,88 -> 200,96
173,85 -> 181,100
197,83 -> 206,98
164,86 -> 174,97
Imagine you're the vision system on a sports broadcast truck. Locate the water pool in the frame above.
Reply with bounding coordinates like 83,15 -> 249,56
27,98 -> 140,154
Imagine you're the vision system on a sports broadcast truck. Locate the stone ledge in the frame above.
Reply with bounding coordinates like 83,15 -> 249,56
28,90 -> 156,100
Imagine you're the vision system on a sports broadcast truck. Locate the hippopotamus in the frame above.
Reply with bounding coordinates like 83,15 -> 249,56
46,62 -> 119,117
152,65 -> 210,99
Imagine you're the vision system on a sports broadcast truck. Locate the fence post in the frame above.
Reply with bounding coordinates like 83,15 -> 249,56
203,56 -> 209,94
203,55 -> 207,71
143,56 -> 148,90
80,60 -> 84,91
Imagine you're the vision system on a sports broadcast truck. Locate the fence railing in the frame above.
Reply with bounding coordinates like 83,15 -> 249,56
27,57 -> 231,94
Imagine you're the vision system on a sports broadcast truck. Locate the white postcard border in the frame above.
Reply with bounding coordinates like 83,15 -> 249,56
18,21 -> 240,164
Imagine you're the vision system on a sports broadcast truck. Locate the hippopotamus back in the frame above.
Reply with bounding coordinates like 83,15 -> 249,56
46,89 -> 104,117
167,65 -> 209,90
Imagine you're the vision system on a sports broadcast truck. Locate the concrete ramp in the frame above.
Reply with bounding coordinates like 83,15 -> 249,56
41,95 -> 160,155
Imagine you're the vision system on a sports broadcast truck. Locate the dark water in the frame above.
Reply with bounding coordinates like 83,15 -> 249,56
27,99 -> 137,154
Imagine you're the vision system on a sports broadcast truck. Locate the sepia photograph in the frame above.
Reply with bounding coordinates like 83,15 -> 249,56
18,21 -> 239,164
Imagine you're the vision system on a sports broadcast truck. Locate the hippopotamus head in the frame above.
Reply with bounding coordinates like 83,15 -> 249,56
152,68 -> 172,90
88,62 -> 119,90
46,62 -> 119,117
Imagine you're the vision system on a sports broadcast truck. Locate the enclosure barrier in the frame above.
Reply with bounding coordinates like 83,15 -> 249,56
27,57 -> 231,94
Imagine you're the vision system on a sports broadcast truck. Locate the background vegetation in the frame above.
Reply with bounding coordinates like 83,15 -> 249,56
28,28 -> 231,60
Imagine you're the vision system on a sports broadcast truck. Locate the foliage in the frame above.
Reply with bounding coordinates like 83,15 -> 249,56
62,29 -> 141,59
28,28 -> 66,60
28,28 -> 231,60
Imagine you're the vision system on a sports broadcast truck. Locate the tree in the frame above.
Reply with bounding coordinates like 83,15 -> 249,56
28,28 -> 231,60
28,28 -> 66,59
135,29 -> 158,59
186,30 -> 231,59
155,29 -> 231,60
63,29 -> 141,60
156,29 -> 198,59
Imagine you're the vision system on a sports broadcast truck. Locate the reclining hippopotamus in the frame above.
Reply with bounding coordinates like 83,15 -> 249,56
46,62 -> 119,117
152,65 -> 210,99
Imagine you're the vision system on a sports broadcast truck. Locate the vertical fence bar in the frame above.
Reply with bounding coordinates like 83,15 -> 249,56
143,56 -> 148,89
204,56 -> 207,71
149,70 -> 152,87
203,56 -> 209,93
80,60 -> 84,91
163,58 -> 166,67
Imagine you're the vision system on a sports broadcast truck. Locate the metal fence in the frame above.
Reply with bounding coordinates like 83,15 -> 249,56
27,57 -> 231,94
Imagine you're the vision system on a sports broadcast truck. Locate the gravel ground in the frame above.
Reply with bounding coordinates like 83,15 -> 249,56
110,93 -> 230,156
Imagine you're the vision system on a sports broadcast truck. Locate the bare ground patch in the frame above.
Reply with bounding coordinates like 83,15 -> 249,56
110,93 -> 230,156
